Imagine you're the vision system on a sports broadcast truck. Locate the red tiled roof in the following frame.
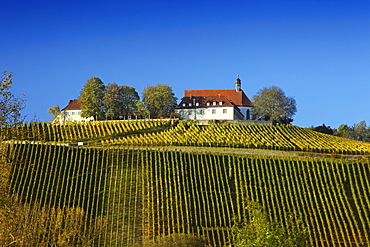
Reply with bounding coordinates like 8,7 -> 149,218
184,89 -> 253,107
62,99 -> 82,111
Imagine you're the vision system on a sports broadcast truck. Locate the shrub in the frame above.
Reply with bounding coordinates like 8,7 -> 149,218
143,233 -> 209,247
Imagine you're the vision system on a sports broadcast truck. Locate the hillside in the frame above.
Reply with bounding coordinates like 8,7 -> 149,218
1,120 -> 370,246
2,120 -> 370,156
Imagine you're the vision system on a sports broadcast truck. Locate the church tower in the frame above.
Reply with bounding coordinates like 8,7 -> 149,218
235,76 -> 241,92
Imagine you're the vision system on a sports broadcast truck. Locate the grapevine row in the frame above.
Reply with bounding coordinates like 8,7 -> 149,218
5,142 -> 370,246
104,121 -> 370,155
0,119 -> 172,142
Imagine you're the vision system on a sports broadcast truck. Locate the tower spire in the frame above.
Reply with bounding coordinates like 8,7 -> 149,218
235,75 -> 241,92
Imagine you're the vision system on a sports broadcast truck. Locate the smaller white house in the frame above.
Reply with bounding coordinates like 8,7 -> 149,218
55,99 -> 94,123
175,78 -> 253,120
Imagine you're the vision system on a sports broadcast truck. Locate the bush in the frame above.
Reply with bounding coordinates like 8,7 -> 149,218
143,233 -> 209,247
0,200 -> 106,246
229,201 -> 309,247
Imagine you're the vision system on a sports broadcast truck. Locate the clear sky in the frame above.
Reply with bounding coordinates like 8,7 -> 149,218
2,0 -> 369,128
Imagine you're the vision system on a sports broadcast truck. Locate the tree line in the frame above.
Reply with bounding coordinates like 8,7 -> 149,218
49,76 -> 177,121
78,76 -> 177,120
311,120 -> 370,142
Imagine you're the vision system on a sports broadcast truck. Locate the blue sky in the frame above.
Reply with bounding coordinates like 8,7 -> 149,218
2,0 -> 369,128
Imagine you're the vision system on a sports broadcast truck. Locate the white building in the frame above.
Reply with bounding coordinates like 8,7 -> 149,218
55,99 -> 94,123
175,78 -> 253,120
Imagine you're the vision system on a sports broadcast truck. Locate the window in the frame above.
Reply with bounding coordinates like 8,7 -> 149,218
182,103 -> 186,107
212,109 -> 216,114
189,103 -> 192,107
213,102 -> 217,106
207,102 -> 211,106
65,112 -> 69,116
219,101 -> 223,105
72,111 -> 76,115
199,110 -> 204,114
223,109 -> 227,114
196,102 -> 199,106
188,111 -> 192,115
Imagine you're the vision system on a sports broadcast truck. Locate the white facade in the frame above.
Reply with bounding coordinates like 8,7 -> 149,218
176,78 -> 254,121
176,106 -> 251,121
55,110 -> 94,123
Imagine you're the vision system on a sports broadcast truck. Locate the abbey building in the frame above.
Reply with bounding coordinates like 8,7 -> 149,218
175,77 -> 253,120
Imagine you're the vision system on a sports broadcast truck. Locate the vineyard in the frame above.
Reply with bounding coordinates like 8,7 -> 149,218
2,120 -> 370,155
0,119 -> 173,143
1,119 -> 370,246
102,121 -> 370,155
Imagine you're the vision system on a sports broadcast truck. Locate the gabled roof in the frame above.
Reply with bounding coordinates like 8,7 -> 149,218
184,89 -> 253,107
62,99 -> 82,111
176,95 -> 234,109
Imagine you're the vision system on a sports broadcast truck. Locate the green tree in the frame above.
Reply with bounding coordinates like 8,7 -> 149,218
353,120 -> 370,142
142,84 -> 177,118
134,100 -> 150,119
309,124 -> 334,135
0,71 -> 26,125
79,76 -> 105,120
230,201 -> 309,247
120,85 -> 140,116
335,121 -> 370,142
252,86 -> 296,124
47,105 -> 61,120
103,83 -> 123,119
103,83 -> 140,119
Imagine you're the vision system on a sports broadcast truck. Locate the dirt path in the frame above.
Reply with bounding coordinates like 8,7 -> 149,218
129,146 -> 370,160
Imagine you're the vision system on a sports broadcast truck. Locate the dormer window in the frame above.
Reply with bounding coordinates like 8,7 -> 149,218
207,102 -> 211,106
213,102 -> 217,106
182,103 -> 186,107
219,101 -> 223,105
189,103 -> 192,107
195,102 -> 199,106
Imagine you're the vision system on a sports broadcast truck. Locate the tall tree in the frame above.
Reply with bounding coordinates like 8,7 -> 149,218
142,84 -> 177,117
0,71 -> 26,125
103,83 -> 122,119
79,76 -> 105,120
103,83 -> 140,119
252,86 -> 297,124
120,85 -> 140,116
